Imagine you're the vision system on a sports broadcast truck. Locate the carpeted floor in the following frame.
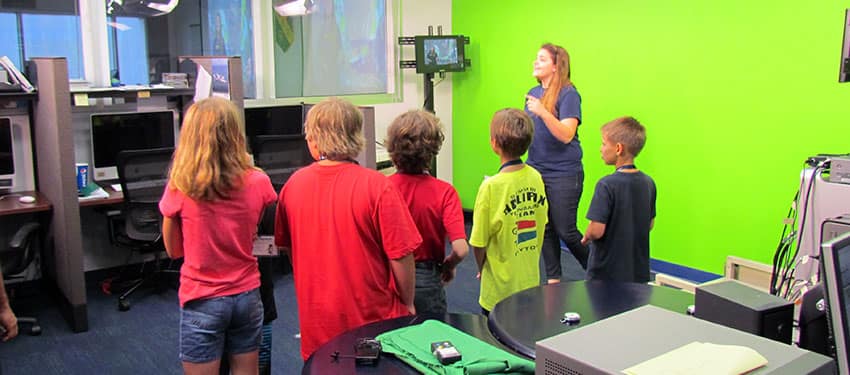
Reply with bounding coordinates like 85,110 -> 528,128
0,243 -> 584,374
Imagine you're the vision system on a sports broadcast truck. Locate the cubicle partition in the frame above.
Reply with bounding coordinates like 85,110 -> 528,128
29,57 -> 88,332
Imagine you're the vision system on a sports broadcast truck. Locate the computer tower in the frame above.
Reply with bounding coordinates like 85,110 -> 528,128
695,280 -> 793,344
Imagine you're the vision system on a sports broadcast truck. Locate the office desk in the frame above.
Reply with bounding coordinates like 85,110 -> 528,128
303,313 -> 513,374
488,280 -> 695,358
78,185 -> 123,207
0,191 -> 51,215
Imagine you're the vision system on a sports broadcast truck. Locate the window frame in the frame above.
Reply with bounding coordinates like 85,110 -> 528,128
6,0 -> 403,105
253,0 -> 402,105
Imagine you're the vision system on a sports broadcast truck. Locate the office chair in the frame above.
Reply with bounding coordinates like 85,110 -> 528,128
109,147 -> 176,311
250,134 -> 313,191
0,222 -> 42,335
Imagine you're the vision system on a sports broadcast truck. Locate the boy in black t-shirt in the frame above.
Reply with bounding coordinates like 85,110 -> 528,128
581,117 -> 656,283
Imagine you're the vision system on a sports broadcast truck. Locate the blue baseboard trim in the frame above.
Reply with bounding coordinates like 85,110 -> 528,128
650,258 -> 722,284
464,207 -> 722,284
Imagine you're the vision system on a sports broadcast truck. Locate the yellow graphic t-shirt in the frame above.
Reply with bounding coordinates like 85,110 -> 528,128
469,165 -> 548,311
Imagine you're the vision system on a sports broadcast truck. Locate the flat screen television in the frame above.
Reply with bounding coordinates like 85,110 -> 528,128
840,9 -> 850,82
414,35 -> 467,74
90,110 -> 178,181
820,230 -> 850,373
244,105 -> 304,145
0,118 -> 13,189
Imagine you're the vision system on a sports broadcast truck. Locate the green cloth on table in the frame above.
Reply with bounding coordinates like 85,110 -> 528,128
375,319 -> 535,375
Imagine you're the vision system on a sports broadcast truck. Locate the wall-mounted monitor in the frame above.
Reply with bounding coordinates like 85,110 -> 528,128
0,119 -> 14,189
820,231 -> 850,373
840,9 -> 850,82
244,104 -> 304,139
414,35 -> 468,74
90,110 -> 179,181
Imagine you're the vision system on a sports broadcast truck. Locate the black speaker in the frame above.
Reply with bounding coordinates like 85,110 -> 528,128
695,280 -> 793,344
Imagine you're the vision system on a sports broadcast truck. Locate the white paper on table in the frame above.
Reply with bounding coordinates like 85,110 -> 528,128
622,341 -> 768,375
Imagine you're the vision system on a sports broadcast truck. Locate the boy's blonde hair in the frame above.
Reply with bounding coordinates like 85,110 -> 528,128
168,97 -> 254,201
490,108 -> 533,159
385,110 -> 444,174
538,43 -> 573,116
304,97 -> 364,161
601,116 -> 647,157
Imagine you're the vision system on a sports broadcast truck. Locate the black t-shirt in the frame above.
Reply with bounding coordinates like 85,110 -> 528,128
585,171 -> 656,283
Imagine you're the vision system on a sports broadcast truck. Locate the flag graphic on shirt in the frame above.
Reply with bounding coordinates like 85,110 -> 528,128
515,220 -> 537,245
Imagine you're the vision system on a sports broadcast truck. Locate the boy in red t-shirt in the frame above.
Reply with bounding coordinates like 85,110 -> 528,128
274,98 -> 422,360
385,109 -> 469,315
160,97 -> 276,374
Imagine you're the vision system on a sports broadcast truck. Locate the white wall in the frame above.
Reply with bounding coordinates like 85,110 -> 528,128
372,0 -> 453,183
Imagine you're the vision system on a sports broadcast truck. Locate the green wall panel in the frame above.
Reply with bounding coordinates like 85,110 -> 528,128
452,0 -> 850,274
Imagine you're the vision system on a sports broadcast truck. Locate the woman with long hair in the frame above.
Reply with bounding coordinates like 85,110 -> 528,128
525,43 -> 589,284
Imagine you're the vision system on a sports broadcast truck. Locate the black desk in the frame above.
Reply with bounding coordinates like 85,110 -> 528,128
302,313 -> 512,374
78,185 -> 123,207
488,280 -> 695,358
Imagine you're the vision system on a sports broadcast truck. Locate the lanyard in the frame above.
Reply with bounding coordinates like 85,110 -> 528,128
499,159 -> 523,172
616,164 -> 637,172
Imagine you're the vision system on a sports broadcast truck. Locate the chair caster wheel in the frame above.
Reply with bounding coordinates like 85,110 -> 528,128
29,325 -> 42,336
118,299 -> 130,311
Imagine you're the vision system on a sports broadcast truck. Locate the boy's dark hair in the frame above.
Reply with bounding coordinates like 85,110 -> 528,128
490,108 -> 533,159
385,110 -> 444,174
601,116 -> 646,157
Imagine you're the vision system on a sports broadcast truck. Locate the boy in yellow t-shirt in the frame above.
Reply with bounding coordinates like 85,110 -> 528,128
470,109 -> 549,314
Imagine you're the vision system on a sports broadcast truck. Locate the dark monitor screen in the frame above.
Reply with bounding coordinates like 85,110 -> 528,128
244,105 -> 304,142
415,35 -> 467,74
251,134 -> 313,189
90,111 -> 176,181
821,231 -> 850,373
0,118 -> 12,175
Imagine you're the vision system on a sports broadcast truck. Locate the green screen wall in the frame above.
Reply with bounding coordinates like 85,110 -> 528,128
451,0 -> 850,274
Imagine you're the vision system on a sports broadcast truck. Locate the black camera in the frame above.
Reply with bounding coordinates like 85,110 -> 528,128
353,338 -> 382,365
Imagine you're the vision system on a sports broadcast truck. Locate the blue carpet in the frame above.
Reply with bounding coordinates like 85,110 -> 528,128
0,241 -> 584,374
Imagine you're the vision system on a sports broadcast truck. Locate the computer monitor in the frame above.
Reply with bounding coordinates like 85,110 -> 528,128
414,35 -> 468,74
90,110 -> 178,182
244,105 -> 304,148
0,118 -> 13,189
820,230 -> 850,373
250,134 -> 313,190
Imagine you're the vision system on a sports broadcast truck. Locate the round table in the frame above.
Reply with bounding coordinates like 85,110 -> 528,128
487,280 -> 695,358
302,313 -> 513,374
